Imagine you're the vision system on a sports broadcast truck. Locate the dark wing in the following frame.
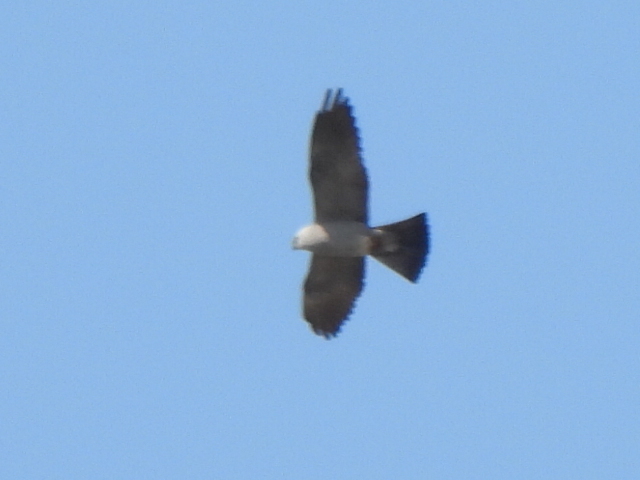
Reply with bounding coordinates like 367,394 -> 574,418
303,255 -> 365,338
309,89 -> 368,223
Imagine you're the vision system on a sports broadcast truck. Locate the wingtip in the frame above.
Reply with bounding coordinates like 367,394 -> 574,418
312,326 -> 340,339
321,88 -> 347,111
321,89 -> 332,111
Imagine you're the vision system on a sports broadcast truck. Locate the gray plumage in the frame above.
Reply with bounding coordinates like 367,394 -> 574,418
293,89 -> 429,338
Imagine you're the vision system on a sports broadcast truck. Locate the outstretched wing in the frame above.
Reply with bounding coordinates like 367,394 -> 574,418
303,255 -> 365,338
309,89 -> 368,223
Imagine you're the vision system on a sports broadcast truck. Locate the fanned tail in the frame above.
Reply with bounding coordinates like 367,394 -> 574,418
371,213 -> 429,282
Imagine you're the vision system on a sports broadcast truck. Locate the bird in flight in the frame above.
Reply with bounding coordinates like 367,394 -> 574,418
292,89 -> 430,338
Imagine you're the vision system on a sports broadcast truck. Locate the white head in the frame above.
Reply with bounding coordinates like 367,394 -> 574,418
292,224 -> 328,252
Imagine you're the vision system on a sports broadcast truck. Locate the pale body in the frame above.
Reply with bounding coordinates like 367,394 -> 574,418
293,221 -> 373,256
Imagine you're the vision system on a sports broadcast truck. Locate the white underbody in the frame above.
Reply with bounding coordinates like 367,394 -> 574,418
293,221 -> 375,257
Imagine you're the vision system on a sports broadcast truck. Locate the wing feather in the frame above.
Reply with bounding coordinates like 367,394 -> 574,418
309,89 -> 368,223
303,255 -> 365,338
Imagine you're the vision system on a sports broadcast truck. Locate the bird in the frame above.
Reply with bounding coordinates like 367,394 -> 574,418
292,89 -> 429,338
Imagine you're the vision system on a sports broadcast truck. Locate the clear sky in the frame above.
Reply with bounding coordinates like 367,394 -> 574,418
2,1 -> 639,479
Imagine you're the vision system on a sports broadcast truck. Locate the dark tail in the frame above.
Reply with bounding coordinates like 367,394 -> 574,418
371,213 -> 429,283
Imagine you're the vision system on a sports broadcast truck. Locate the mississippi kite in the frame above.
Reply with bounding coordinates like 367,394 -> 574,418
292,89 -> 429,338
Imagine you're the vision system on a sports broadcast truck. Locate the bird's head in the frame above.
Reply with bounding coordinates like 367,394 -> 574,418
292,224 -> 328,252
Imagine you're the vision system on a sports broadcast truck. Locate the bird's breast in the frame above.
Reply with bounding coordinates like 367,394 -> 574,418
299,221 -> 372,256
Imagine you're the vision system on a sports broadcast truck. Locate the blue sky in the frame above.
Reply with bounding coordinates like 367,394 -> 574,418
2,1 -> 639,478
